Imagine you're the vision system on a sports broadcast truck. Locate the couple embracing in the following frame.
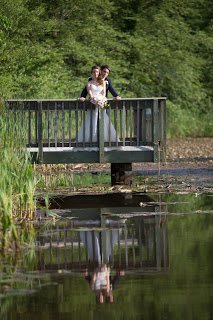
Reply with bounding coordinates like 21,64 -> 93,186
78,65 -> 121,143
79,64 -> 121,104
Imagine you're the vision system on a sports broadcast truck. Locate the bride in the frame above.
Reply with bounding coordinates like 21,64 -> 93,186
78,65 -> 119,143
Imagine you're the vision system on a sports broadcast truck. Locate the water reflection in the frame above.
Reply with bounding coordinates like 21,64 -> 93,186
83,264 -> 122,304
36,193 -> 169,275
2,193 -> 213,318
35,194 -> 169,306
38,216 -> 169,273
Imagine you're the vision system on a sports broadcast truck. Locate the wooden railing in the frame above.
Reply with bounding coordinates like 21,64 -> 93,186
36,215 -> 169,272
7,98 -> 166,164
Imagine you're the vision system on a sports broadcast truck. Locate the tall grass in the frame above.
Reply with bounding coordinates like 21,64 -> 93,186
35,166 -> 110,193
0,103 -> 36,250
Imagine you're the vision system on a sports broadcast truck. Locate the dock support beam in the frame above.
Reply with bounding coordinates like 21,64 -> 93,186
111,163 -> 132,186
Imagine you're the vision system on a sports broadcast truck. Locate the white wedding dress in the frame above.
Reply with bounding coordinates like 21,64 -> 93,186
78,84 -> 119,143
79,230 -> 120,264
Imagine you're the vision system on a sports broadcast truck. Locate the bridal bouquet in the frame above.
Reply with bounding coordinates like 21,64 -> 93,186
90,95 -> 109,109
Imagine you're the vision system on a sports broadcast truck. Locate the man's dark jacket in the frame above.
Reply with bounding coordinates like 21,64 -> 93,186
80,77 -> 119,98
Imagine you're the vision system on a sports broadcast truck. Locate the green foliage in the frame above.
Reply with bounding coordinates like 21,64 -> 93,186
167,100 -> 213,137
0,0 -> 212,135
0,103 -> 36,249
0,12 -> 10,45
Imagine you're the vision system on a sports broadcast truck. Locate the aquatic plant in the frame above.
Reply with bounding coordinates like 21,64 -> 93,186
0,102 -> 36,250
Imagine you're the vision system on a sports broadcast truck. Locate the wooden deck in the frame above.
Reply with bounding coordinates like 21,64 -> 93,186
36,214 -> 169,272
7,98 -> 166,165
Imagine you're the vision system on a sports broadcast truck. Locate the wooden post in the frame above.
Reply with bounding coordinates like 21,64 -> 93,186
75,100 -> 79,147
155,215 -> 161,270
153,99 -> 159,162
122,101 -> 126,146
111,163 -> 132,186
137,101 -> 140,145
28,102 -> 32,146
54,102 -> 58,147
38,101 -> 43,164
160,99 -> 167,162
99,108 -> 104,163
101,214 -> 107,264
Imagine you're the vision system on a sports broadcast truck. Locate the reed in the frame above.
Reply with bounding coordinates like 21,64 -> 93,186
0,103 -> 36,250
35,165 -> 110,191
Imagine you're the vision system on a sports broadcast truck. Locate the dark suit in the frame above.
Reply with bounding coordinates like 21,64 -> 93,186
80,77 -> 119,99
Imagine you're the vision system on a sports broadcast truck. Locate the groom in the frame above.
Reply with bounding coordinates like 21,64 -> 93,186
79,65 -> 121,102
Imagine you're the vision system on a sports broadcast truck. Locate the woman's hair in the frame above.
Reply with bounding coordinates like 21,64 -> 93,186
97,75 -> 104,86
91,65 -> 100,74
91,65 -> 104,86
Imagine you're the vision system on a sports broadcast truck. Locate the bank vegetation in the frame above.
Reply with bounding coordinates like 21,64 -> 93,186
0,0 -> 212,136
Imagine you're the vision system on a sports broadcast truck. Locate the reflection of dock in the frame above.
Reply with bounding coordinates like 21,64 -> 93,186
36,215 -> 169,273
36,193 -> 169,273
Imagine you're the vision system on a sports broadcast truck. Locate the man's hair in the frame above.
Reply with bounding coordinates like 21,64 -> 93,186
101,65 -> 110,72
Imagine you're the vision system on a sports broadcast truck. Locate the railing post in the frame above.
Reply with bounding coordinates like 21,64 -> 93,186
153,99 -> 159,162
137,101 -> 140,145
101,214 -> 107,264
75,101 -> 79,147
38,100 -> 43,164
160,99 -> 167,162
155,215 -> 161,270
122,101 -> 126,146
27,102 -> 30,146
99,108 -> 104,163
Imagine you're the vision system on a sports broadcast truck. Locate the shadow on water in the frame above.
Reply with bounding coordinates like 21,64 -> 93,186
1,192 -> 213,319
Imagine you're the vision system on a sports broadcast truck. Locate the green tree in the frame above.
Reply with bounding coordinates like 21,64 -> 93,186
0,0 -> 212,135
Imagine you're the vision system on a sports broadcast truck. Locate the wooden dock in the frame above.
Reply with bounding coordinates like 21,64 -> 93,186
36,214 -> 169,272
7,98 -> 166,167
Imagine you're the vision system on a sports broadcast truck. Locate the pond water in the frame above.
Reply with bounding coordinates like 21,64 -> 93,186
1,192 -> 213,320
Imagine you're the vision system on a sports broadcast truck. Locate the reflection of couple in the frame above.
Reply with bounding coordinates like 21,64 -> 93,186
79,218 -> 125,304
79,228 -> 120,265
84,264 -> 125,304
78,65 -> 121,143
